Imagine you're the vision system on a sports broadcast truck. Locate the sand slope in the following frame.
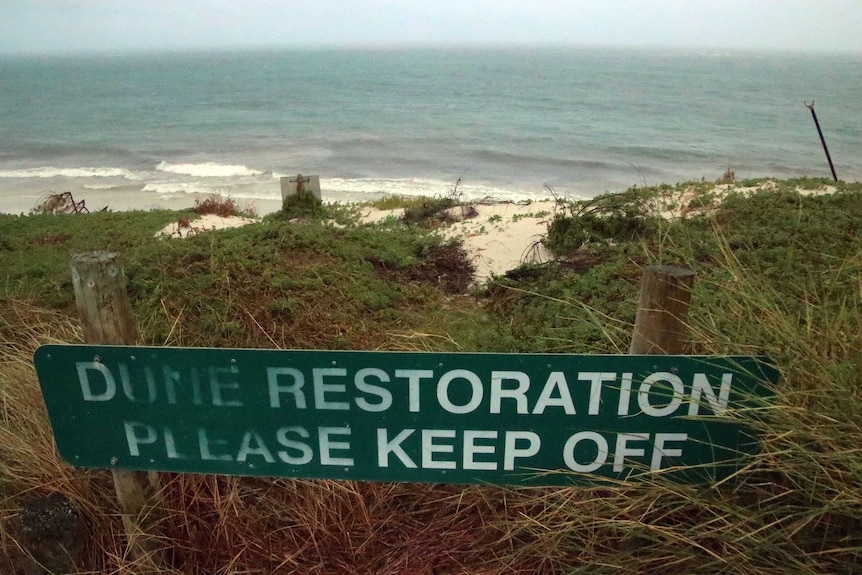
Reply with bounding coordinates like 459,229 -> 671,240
157,201 -> 558,282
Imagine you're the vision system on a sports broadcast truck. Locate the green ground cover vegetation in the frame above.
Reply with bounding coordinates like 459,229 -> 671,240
1,177 -> 860,573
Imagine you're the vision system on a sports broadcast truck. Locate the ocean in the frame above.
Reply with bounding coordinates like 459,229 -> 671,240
1,47 -> 860,213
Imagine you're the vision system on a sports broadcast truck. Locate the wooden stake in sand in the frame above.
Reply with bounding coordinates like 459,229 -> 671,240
630,265 -> 696,355
70,251 -> 165,571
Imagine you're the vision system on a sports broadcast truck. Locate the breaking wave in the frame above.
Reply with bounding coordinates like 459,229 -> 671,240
156,161 -> 263,178
0,166 -> 140,180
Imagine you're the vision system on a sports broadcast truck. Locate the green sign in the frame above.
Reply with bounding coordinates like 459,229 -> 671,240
33,345 -> 777,485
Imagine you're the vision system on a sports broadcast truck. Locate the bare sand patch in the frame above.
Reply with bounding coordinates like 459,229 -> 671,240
155,214 -> 259,238
356,202 -> 558,282
439,201 -> 557,282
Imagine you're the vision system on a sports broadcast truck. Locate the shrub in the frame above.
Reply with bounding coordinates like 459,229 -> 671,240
191,194 -> 254,218
545,186 -> 660,255
279,190 -> 327,220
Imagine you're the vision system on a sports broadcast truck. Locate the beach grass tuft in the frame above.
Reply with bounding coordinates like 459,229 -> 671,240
191,194 -> 256,218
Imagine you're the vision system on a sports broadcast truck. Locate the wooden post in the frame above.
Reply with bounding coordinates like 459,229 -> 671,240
617,265 -> 696,556
630,265 -> 696,355
70,251 -> 165,571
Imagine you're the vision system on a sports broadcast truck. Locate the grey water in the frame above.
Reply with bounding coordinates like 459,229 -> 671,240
1,46 -> 859,210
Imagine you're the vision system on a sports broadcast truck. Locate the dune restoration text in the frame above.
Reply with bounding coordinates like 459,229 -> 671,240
34,346 -> 777,485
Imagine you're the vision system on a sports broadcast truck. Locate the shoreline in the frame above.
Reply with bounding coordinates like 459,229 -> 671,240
0,186 -> 561,217
1,189 -> 290,217
6,178 -> 851,283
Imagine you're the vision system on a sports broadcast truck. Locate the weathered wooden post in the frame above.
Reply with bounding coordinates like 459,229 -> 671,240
70,251 -> 165,571
630,265 -> 696,355
617,264 -> 696,556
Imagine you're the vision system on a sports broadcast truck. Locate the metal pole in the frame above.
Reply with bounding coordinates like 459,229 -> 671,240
804,100 -> 838,182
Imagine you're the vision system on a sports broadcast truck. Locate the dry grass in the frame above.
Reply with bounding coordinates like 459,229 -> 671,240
1,204 -> 861,573
157,477 -> 523,574
498,230 -> 862,574
0,301 -> 521,574
191,194 -> 255,218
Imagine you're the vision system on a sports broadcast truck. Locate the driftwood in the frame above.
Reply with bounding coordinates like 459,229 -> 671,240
31,192 -> 90,215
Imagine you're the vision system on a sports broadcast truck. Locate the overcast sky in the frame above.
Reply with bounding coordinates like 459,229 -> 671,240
2,0 -> 861,55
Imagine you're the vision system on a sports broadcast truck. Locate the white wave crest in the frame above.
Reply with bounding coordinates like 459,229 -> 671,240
142,182 -> 220,195
0,166 -> 140,180
83,183 -> 127,190
321,177 -> 546,203
156,161 -> 263,177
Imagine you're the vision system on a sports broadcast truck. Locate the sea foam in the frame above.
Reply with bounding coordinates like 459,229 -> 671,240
156,161 -> 263,178
142,182 -> 228,196
321,177 -> 550,203
0,166 -> 139,180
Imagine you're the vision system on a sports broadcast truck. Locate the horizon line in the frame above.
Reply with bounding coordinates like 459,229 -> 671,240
2,41 -> 861,59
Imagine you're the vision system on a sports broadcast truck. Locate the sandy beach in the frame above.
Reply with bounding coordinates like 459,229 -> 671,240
352,201 -> 557,282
